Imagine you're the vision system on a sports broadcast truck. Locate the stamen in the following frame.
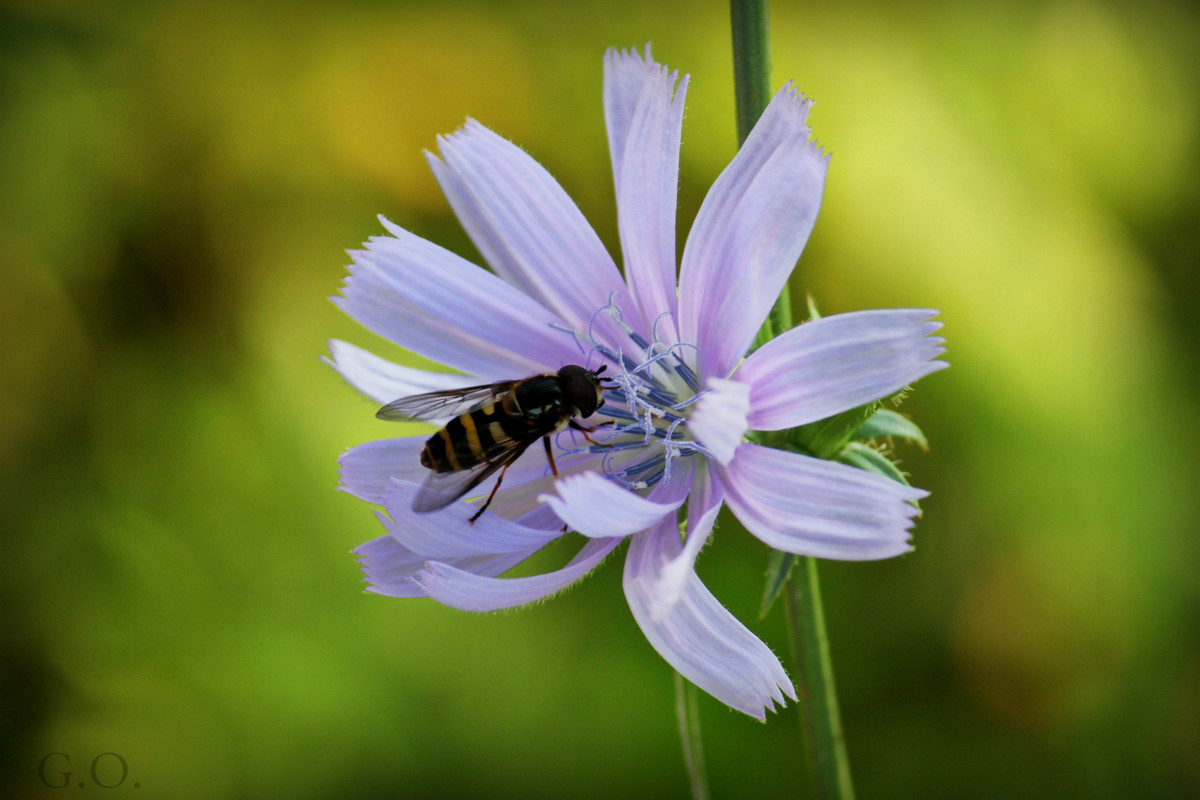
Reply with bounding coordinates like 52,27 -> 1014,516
637,467 -> 666,487
640,384 -> 680,409
585,296 -> 619,345
665,342 -> 701,393
598,404 -> 636,421
595,344 -> 642,377
549,321 -> 601,364
630,348 -> 682,377
547,302 -> 711,493
621,454 -> 665,477
628,329 -> 652,351
596,440 -> 653,453
669,390 -> 706,412
650,311 -> 674,345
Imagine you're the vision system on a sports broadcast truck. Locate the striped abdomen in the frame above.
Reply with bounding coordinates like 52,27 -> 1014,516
419,398 -> 532,473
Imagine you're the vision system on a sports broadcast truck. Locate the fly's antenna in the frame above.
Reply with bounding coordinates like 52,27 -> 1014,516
591,363 -> 619,389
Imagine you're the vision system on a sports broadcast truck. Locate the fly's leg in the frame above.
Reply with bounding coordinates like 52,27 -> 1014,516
569,418 -> 615,447
543,436 -> 570,533
470,461 -> 513,525
543,435 -> 560,477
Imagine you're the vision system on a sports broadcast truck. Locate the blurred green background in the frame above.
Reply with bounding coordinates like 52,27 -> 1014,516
3,0 -> 1198,797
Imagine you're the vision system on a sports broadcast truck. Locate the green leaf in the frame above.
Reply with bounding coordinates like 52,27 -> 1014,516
851,408 -> 928,450
791,401 -> 881,460
759,549 -> 799,620
804,293 -> 822,321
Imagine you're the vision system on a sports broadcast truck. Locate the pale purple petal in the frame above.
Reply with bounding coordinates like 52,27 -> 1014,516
648,456 -> 695,505
339,438 -> 428,504
604,45 -> 687,335
354,534 -> 536,598
624,516 -> 795,719
345,434 -> 623,529
678,85 -> 829,380
341,433 -> 555,512
429,121 -> 647,343
464,446 -> 630,524
603,44 -> 654,166
333,217 -> 577,380
719,443 -> 927,560
382,480 -> 563,558
415,537 -> 622,611
688,378 -> 750,465
738,309 -> 947,430
324,340 -> 478,406
538,471 -> 683,537
639,461 -> 723,620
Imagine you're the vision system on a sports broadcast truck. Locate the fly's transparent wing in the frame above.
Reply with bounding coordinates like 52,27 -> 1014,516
412,438 -> 532,512
376,381 -> 517,422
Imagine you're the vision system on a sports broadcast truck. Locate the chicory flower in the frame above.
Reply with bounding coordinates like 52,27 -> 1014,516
330,46 -> 946,718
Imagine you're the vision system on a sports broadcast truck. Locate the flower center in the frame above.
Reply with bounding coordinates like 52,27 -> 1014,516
552,300 -> 713,490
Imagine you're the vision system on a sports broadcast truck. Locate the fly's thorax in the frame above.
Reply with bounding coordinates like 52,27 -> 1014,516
510,374 -> 572,433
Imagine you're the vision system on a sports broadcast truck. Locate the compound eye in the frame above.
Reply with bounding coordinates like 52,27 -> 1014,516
558,364 -> 612,418
566,380 -> 598,418
572,384 -> 600,417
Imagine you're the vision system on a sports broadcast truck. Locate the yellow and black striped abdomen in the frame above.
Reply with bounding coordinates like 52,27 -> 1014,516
420,405 -> 532,474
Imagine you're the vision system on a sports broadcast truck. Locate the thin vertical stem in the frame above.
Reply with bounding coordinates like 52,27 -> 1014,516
733,0 -> 793,349
784,558 -> 856,799
675,671 -> 710,800
731,3 -> 856,799
730,0 -> 772,146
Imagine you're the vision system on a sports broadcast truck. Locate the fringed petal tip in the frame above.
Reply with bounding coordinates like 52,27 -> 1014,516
376,214 -> 403,236
768,84 -> 831,165
605,42 -> 655,67
624,520 -> 796,718
751,677 -> 798,722
434,117 -> 492,150
772,81 -> 815,122
722,444 -> 928,561
350,534 -> 430,598
604,44 -> 682,86
809,137 -> 831,165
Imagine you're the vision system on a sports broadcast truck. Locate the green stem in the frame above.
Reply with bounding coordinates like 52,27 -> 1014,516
784,559 -> 856,799
674,671 -> 710,800
730,0 -> 772,147
733,0 -> 793,350
732,3 -> 855,798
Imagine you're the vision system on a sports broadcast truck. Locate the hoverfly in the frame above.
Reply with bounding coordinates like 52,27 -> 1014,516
377,364 -> 615,523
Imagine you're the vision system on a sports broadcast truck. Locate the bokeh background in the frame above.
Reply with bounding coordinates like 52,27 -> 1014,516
3,0 -> 1198,797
